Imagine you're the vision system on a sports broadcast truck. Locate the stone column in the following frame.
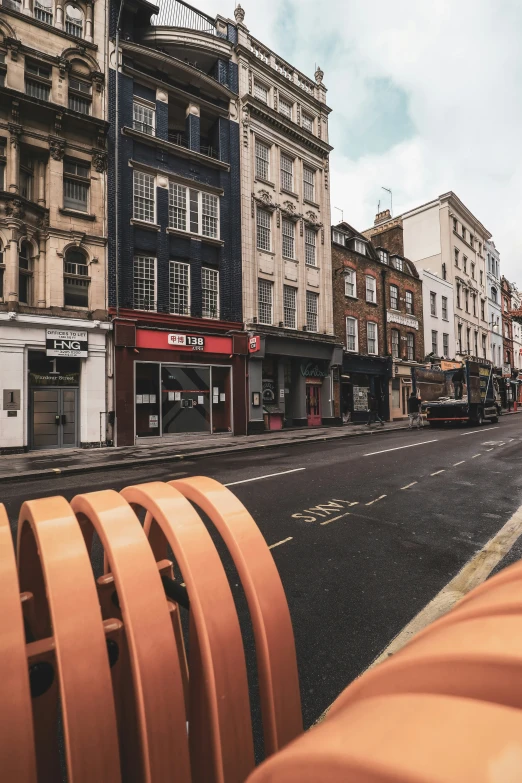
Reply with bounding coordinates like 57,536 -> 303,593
22,0 -> 32,15
55,0 -> 64,29
37,234 -> 46,308
37,160 -> 46,206
6,223 -> 20,303
185,102 -> 200,153
85,1 -> 93,42
8,127 -> 20,194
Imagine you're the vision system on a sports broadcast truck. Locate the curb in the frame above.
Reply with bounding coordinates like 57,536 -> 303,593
0,424 -> 412,484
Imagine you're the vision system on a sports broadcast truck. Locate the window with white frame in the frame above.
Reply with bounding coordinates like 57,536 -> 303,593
365,275 -> 376,303
133,256 -> 156,310
302,112 -> 314,132
305,227 -> 316,266
431,330 -> 438,355
133,100 -> 155,136
279,96 -> 292,119
63,159 -> 90,212
354,239 -> 366,255
258,279 -> 273,324
256,208 -> 271,251
65,4 -> 84,37
280,153 -> 293,191
254,80 -> 269,103
303,166 -> 315,202
345,269 -> 356,298
306,290 -> 318,331
283,285 -> 297,329
407,333 -> 415,361
169,260 -> 190,315
391,329 -> 400,358
133,170 -> 155,223
282,218 -> 295,259
332,230 -> 345,245
393,256 -> 404,271
442,295 -> 448,319
443,333 -> 449,357
378,249 -> 389,264
167,183 -> 219,238
202,267 -> 219,318
68,77 -> 91,115
346,317 -> 358,352
405,290 -> 414,314
255,139 -> 270,180
430,291 -> 436,316
389,284 -> 399,310
367,322 -> 378,355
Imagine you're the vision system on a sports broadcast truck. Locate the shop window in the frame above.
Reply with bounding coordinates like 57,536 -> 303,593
391,329 -> 399,358
282,218 -> 295,259
303,166 -> 315,201
280,153 -> 293,191
255,139 -> 270,180
169,260 -> 190,315
256,208 -> 271,251
64,248 -> 89,307
19,241 -> 33,305
68,76 -> 91,114
133,255 -> 156,311
64,159 -> 90,211
202,267 -> 219,318
389,284 -> 398,310
365,275 -> 376,304
346,317 -> 358,352
258,279 -> 273,324
34,0 -> 53,25
344,269 -> 356,298
405,290 -> 414,314
367,321 -> 378,355
135,363 -> 161,438
25,60 -> 51,101
283,285 -> 296,329
134,170 -> 155,223
168,182 -> 219,238
133,99 -> 155,135
407,333 -> 414,361
65,4 -> 84,37
306,290 -> 318,332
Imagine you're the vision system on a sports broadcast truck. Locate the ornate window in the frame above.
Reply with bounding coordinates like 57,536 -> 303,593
64,248 -> 89,307
19,241 -> 33,305
65,4 -> 84,37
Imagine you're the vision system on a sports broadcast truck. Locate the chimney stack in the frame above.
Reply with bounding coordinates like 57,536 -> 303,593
374,209 -> 391,226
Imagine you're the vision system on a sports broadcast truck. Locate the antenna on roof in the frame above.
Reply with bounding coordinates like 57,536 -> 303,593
377,199 -> 380,213
382,186 -> 392,216
334,206 -> 344,223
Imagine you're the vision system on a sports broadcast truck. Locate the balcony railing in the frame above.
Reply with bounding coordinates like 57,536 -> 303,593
151,0 -> 217,34
34,0 -> 53,24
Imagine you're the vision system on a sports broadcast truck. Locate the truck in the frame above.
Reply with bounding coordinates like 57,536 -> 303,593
412,359 -> 501,426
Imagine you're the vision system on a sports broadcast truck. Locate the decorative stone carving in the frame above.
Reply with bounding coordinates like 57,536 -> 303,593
49,136 -> 66,161
248,69 -> 252,95
315,66 -> 324,85
324,158 -> 329,190
234,4 -> 245,23
306,210 -> 318,223
276,208 -> 280,228
283,200 -> 296,214
58,57 -> 70,79
6,38 -> 21,62
37,213 -> 50,230
5,199 -> 25,219
92,150 -> 107,172
92,72 -> 104,93
254,189 -> 277,213
8,124 -> 22,147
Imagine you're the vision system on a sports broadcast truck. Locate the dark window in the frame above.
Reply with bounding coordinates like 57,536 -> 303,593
19,241 -> 33,304
390,284 -> 398,310
63,159 -> 90,211
391,329 -> 400,358
64,248 -> 89,307
405,290 -> 413,314
407,333 -> 414,361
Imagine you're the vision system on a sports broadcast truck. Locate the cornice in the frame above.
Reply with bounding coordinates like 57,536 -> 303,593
0,7 -> 98,51
123,65 -> 229,117
124,129 -> 230,172
243,96 -> 332,157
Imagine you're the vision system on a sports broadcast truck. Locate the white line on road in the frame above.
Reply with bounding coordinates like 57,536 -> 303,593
224,468 -> 305,487
366,495 -> 387,506
320,512 -> 351,526
268,537 -> 293,549
472,454 -> 481,459
364,440 -> 437,457
401,482 -> 418,490
461,427 -> 499,436
453,460 -> 465,466
485,448 -> 494,452
430,470 -> 445,476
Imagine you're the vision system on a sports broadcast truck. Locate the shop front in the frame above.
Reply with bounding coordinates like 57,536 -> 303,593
247,334 -> 342,433
341,354 -> 392,424
113,319 -> 248,445
390,361 -> 418,421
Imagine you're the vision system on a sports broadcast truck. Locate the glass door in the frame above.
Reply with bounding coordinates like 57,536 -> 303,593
161,365 -> 211,434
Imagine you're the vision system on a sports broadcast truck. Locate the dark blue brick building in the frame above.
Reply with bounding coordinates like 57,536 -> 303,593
108,0 -> 247,445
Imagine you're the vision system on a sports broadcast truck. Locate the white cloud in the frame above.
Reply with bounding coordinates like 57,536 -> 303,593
190,0 -> 522,283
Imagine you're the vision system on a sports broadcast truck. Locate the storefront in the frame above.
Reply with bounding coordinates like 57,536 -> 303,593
0,315 -> 110,453
113,319 -> 248,445
247,334 -> 342,433
390,361 -> 420,421
341,354 -> 392,424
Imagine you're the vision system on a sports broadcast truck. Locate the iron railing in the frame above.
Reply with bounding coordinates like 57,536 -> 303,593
151,0 -> 217,34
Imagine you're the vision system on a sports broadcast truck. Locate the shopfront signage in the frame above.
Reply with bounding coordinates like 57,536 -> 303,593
137,330 -> 233,354
300,361 -> 329,378
248,335 -> 261,353
386,312 -> 419,330
46,329 -> 88,358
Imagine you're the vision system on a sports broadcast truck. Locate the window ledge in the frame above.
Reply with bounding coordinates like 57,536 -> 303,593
257,249 -> 276,257
345,295 -> 358,300
303,198 -> 320,209
305,264 -> 320,270
255,177 -> 275,188
166,227 -> 224,246
281,188 -> 299,198
365,300 -> 378,306
60,208 -> 96,221
131,219 -> 161,231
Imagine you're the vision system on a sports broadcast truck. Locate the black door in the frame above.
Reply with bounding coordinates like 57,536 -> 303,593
31,388 -> 79,449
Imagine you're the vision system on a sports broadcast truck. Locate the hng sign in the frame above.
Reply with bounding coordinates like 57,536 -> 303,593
46,329 -> 88,358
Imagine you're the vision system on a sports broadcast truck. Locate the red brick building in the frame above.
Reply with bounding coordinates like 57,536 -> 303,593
331,222 -> 424,421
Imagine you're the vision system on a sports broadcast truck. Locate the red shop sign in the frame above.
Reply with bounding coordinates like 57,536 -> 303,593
136,329 -> 233,354
248,335 -> 261,353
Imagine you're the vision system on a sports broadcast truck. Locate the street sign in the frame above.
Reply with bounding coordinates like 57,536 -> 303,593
46,329 -> 88,358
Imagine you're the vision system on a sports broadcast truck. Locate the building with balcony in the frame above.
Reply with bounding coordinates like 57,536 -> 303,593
233,5 -> 341,431
108,0 -> 248,445
0,0 -> 109,452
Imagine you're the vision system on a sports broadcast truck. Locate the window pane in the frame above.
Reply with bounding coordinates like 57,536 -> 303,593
303,167 -> 314,201
133,171 -> 155,222
64,275 -> 89,307
257,208 -> 271,251
168,183 -> 187,230
68,93 -> 91,114
202,267 -> 219,318
306,291 -> 318,331
133,256 -> 156,310
282,219 -> 294,259
255,140 -> 270,180
366,276 -> 376,303
305,227 -> 316,266
345,269 -> 356,297
189,189 -> 199,233
169,261 -> 190,315
254,81 -> 268,102
279,97 -> 292,118
65,4 -> 83,36
346,318 -> 357,351
405,291 -> 413,313
133,101 -> 155,135
392,330 -> 399,358
367,322 -> 377,354
64,178 -> 89,211
283,285 -> 296,329
407,333 -> 414,361
34,0 -> 53,24
201,192 -> 218,238
25,79 -> 50,101
280,154 -> 293,191
390,285 -> 398,310
258,279 -> 272,324
302,113 -> 313,132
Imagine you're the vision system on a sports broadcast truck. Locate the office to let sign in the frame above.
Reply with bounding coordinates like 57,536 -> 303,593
46,330 -> 88,358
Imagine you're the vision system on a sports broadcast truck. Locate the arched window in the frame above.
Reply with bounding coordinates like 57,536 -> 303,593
19,241 -> 33,304
64,248 -> 89,307
65,4 -> 84,37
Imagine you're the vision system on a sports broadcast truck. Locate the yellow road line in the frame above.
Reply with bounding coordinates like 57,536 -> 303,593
320,512 -> 351,526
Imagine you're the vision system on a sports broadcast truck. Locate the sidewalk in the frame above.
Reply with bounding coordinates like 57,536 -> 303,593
0,410 -> 519,484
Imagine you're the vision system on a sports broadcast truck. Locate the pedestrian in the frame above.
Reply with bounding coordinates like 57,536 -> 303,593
367,391 -> 384,427
452,366 -> 465,400
407,390 -> 423,429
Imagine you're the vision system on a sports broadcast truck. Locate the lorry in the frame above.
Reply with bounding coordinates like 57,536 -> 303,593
412,359 -> 501,426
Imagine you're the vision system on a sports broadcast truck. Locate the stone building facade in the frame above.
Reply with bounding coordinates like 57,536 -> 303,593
332,221 -> 424,422
485,240 -> 502,369
0,0 -> 110,452
234,5 -> 341,432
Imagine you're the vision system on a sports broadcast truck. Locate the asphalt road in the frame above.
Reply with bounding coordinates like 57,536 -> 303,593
3,415 -> 522,745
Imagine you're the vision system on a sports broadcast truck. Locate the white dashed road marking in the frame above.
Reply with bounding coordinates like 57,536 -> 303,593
430,470 -> 445,476
365,495 -> 387,506
401,482 -> 418,490
320,512 -> 351,526
453,460 -> 465,466
364,440 -> 437,457
472,454 -> 481,459
268,537 -> 293,550
225,468 -> 305,486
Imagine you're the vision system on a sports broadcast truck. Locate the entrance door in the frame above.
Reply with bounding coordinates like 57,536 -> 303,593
306,382 -> 321,426
31,388 -> 79,449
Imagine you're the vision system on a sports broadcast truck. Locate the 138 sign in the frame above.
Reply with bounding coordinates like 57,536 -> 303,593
46,329 -> 88,358
168,334 -> 205,351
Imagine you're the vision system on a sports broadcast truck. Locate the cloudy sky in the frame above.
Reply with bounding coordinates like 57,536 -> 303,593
187,0 -> 521,284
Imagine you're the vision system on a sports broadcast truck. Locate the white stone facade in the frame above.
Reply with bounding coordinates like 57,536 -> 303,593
484,240 -> 503,368
421,269 -> 456,360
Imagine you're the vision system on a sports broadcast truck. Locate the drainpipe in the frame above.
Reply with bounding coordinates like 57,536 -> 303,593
381,267 -> 390,420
